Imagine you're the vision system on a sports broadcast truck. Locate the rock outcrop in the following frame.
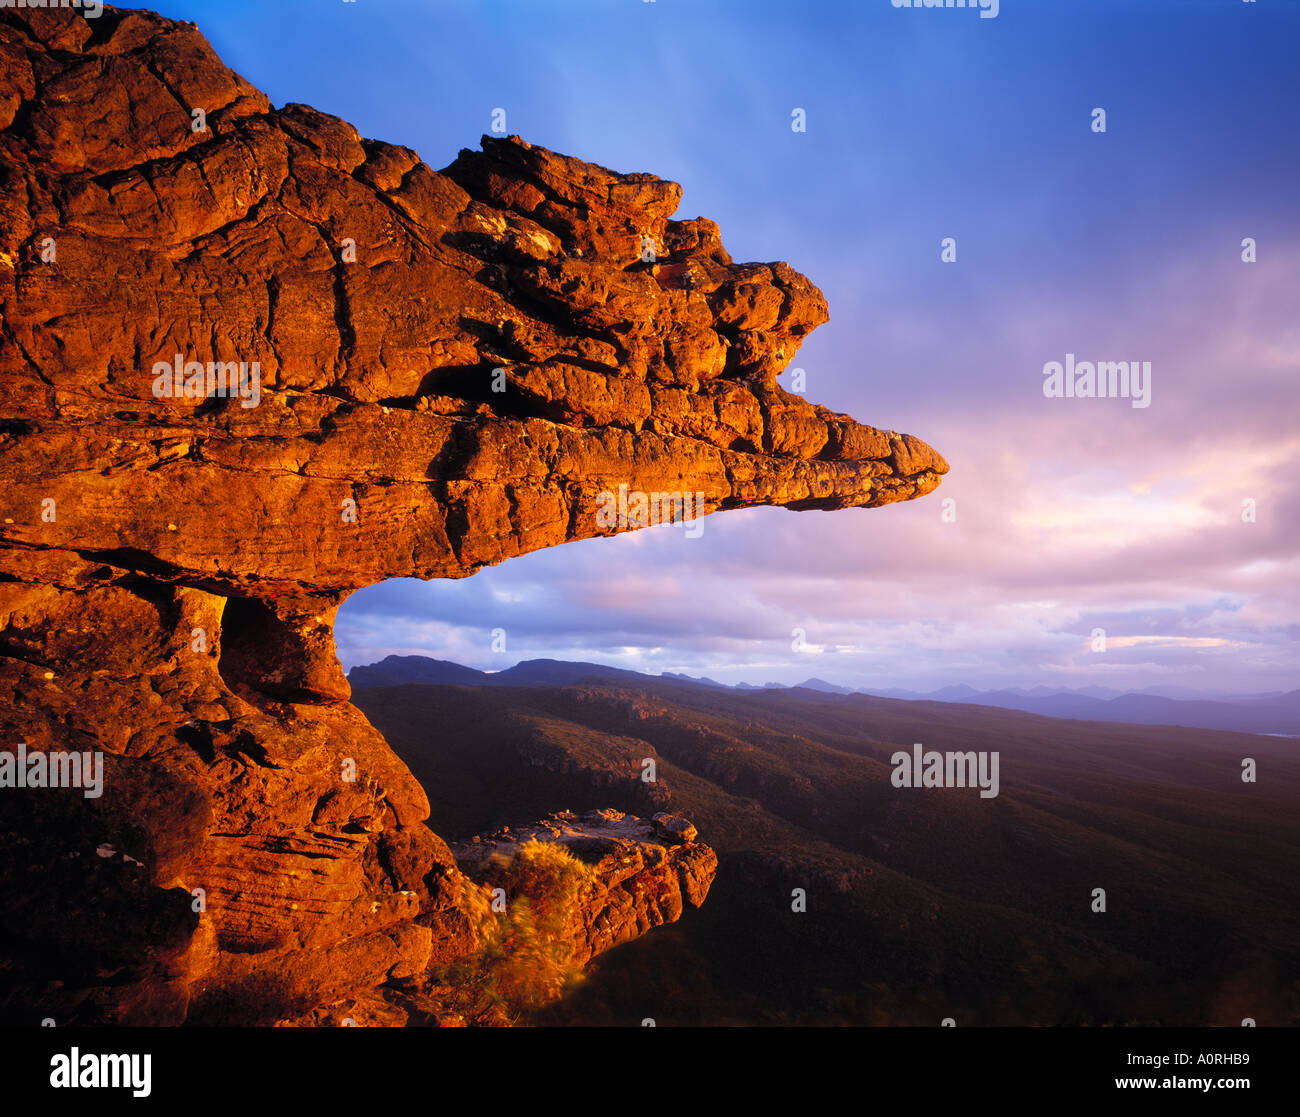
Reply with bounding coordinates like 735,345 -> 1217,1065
0,6 -> 946,1024
453,810 -> 717,967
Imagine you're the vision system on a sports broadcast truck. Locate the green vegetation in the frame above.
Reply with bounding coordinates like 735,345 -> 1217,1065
434,840 -> 593,1025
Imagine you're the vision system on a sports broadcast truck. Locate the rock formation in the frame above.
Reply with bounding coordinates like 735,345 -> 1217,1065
0,6 -> 946,1024
453,810 -> 717,968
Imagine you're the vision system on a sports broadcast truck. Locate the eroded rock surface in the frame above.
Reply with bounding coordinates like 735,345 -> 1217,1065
0,5 -> 945,1024
453,810 -> 717,966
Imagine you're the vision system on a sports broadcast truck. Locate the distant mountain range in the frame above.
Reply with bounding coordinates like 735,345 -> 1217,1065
349,655 -> 666,690
348,655 -> 1300,736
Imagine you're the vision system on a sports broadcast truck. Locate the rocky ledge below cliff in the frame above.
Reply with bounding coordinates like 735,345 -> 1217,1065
454,809 -> 717,967
275,809 -> 715,1027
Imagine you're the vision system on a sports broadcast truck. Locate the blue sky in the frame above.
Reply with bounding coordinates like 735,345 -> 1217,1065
129,0 -> 1300,692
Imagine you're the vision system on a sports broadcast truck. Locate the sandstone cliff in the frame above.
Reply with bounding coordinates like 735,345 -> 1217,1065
0,5 -> 946,1024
